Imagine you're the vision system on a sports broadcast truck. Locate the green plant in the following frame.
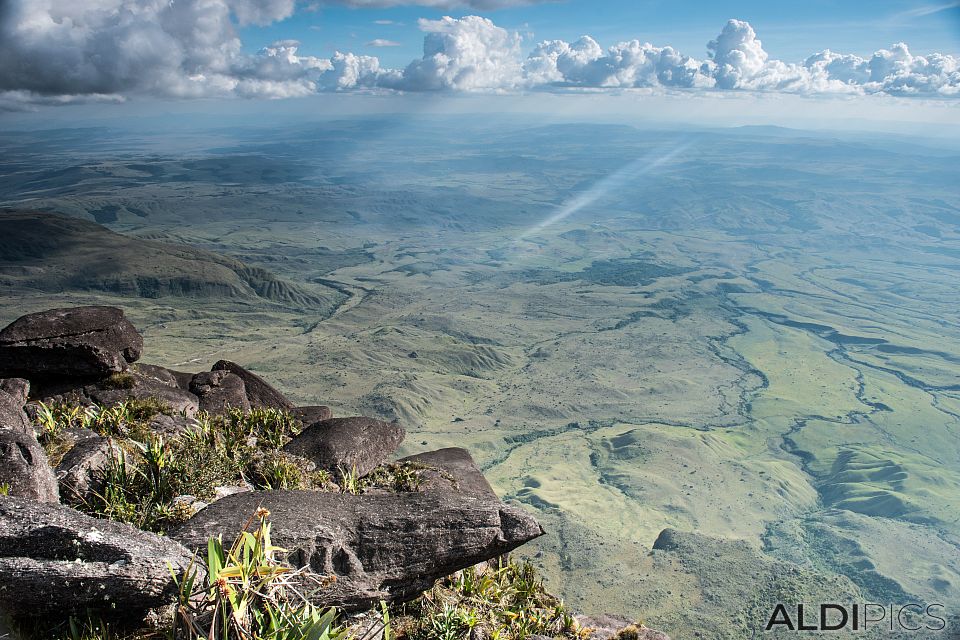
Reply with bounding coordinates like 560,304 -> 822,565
381,601 -> 393,640
360,463 -> 426,493
338,463 -> 427,495
249,452 -> 308,490
173,510 -> 345,640
338,465 -> 362,495
0,483 -> 9,496
405,558 -> 585,640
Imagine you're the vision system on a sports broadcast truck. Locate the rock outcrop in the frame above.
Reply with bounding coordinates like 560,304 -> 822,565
0,305 -> 564,634
284,417 -> 405,477
56,434 -> 125,504
576,615 -> 670,640
292,405 -> 333,425
0,378 -> 31,433
170,490 -> 543,610
0,428 -> 59,503
0,378 -> 28,406
212,360 -> 294,411
400,447 -> 495,497
0,495 -> 198,617
31,370 -> 200,418
0,306 -> 142,379
190,370 -> 250,414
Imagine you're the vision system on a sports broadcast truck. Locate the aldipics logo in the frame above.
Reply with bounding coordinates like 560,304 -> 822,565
764,603 -> 948,633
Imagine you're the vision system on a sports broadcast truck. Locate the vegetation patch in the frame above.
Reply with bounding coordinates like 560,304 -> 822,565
394,559 -> 586,640
32,401 -> 438,533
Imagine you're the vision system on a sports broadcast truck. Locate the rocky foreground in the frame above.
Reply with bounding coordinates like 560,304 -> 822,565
0,306 -> 668,640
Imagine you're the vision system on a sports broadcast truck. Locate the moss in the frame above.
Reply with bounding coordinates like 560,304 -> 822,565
100,373 -> 137,390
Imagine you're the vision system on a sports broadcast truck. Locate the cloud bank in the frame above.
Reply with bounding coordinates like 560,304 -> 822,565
1,2 -> 957,109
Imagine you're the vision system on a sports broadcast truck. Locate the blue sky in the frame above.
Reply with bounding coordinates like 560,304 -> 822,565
242,0 -> 960,65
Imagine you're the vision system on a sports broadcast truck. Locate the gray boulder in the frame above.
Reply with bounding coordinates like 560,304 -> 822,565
170,490 -> 543,610
292,405 -> 333,425
132,363 -> 180,388
0,495 -> 198,618
190,370 -> 250,415
56,435 -> 125,505
399,448 -> 494,497
0,379 -> 31,434
0,379 -> 28,406
283,417 -> 404,477
212,360 -> 294,411
0,429 -> 58,502
147,413 -> 196,438
0,306 -> 143,379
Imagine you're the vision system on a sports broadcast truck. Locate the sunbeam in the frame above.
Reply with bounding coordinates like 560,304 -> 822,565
516,141 -> 692,241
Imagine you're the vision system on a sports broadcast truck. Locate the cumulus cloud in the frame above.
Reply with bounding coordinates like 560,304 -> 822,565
520,18 -> 959,97
1,5 -> 958,107
367,39 -> 402,47
0,0 -> 322,102
524,36 -> 713,88
392,16 -> 523,90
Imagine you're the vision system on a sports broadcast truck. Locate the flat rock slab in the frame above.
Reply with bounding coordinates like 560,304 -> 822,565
0,307 -> 143,379
0,429 -> 58,502
212,360 -> 293,411
0,496 -> 198,618
284,417 -> 404,477
399,447 -> 495,497
170,489 -> 543,610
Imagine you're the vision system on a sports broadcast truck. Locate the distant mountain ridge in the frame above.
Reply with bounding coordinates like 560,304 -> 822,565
0,210 -> 342,311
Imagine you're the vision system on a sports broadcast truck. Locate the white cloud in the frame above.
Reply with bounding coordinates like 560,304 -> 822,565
522,18 -> 959,97
367,39 -> 402,47
524,36 -> 713,89
317,51 -> 399,89
392,16 -> 523,91
0,6 -> 957,106
0,0 -> 318,102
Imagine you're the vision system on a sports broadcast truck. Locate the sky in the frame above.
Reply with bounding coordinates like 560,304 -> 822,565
246,0 -> 960,65
0,0 -> 959,131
